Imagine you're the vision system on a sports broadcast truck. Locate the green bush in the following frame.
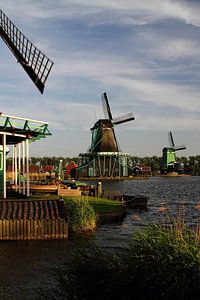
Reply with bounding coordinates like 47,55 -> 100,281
39,223 -> 200,300
64,197 -> 96,233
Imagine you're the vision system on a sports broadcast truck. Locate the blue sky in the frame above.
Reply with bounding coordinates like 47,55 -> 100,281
1,0 -> 200,158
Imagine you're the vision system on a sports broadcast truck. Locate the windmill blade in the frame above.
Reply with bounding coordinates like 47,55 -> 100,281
168,131 -> 175,147
112,112 -> 135,125
174,145 -> 186,151
101,92 -> 113,120
0,9 -> 53,94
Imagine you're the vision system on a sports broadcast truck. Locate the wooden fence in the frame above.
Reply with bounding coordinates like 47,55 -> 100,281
0,199 -> 68,240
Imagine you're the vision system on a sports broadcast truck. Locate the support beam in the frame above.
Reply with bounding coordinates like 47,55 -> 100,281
26,139 -> 30,197
14,145 -> 18,192
18,143 -> 21,194
12,145 -> 14,184
22,141 -> 25,195
2,134 -> 6,199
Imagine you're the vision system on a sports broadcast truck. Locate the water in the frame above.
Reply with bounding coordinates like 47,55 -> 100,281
1,176 -> 200,299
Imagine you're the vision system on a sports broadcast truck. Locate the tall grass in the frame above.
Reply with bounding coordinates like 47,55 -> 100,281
63,197 -> 96,233
39,220 -> 200,300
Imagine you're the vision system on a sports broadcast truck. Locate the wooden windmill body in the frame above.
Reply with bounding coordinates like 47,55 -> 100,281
77,93 -> 135,178
161,131 -> 186,174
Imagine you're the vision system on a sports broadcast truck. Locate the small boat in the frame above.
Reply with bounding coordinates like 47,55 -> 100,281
103,191 -> 148,209
122,194 -> 148,209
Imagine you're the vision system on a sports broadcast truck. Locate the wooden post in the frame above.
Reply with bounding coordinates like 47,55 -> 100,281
18,143 -> 21,194
97,181 -> 102,197
26,139 -> 30,197
14,145 -> 18,192
2,134 -> 6,199
12,145 -> 15,184
22,141 -> 25,195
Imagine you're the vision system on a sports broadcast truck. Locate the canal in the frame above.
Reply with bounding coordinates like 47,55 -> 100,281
0,176 -> 200,299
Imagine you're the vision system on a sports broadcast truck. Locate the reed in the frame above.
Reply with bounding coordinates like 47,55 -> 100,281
39,214 -> 200,299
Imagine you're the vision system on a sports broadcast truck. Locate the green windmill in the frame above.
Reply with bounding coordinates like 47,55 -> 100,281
77,92 -> 135,177
161,131 -> 186,174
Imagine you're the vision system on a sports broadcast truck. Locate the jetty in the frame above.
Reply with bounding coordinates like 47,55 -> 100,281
0,199 -> 68,240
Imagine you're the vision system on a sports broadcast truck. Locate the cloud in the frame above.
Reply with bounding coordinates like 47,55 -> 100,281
2,0 -> 200,27
1,0 -> 200,156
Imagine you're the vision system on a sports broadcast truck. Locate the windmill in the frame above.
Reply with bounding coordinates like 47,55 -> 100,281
89,92 -> 135,153
0,9 -> 53,93
77,92 -> 135,178
161,131 -> 186,174
0,9 -> 53,198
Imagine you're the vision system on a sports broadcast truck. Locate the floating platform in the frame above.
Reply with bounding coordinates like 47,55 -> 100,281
0,199 -> 68,240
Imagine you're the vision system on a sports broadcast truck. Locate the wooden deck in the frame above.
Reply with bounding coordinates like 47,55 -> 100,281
0,199 -> 68,240
30,185 -> 81,196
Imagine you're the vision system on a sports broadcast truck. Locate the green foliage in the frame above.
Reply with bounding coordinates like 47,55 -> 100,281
39,223 -> 200,300
63,197 -> 96,232
86,196 -> 124,213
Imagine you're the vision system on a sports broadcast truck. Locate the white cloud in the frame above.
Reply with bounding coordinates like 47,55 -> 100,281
1,0 -> 200,156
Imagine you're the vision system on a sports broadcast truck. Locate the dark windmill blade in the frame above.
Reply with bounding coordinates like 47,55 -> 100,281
102,92 -> 113,120
0,9 -> 53,94
168,131 -> 175,147
112,112 -> 135,125
174,145 -> 186,151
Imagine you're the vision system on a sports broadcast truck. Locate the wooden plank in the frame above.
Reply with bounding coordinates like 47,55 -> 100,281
57,188 -> 81,196
59,220 -> 64,239
0,220 -> 2,240
9,220 -> 13,240
23,219 -> 27,240
17,219 -> 22,240
33,220 -> 37,239
5,220 -> 9,240
37,220 -> 41,240
27,220 -> 31,240
29,220 -> 33,239
40,219 -> 45,240
55,220 -> 59,239
20,220 -> 24,240
2,220 -> 6,240
63,221 -> 68,239
51,219 -> 55,239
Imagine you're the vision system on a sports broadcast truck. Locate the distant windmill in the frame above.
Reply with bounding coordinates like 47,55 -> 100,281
161,131 -> 186,174
0,9 -> 53,93
89,92 -> 135,153
77,92 -> 135,178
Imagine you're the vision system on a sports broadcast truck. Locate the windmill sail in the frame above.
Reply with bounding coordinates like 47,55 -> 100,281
113,112 -> 135,125
0,9 -> 53,93
168,131 -> 175,147
168,132 -> 186,151
102,92 -> 113,120
174,145 -> 186,151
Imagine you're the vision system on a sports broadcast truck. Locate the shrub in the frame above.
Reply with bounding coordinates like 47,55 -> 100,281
39,223 -> 200,300
64,197 -> 96,233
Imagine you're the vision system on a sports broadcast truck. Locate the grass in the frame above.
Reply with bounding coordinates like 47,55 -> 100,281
38,220 -> 200,300
62,196 -> 125,232
83,195 -> 125,214
29,194 -> 124,214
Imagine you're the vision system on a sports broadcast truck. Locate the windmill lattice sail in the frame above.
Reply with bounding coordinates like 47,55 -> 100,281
0,9 -> 53,93
90,92 -> 135,153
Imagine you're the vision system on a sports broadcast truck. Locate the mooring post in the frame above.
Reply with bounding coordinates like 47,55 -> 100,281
97,181 -> 102,197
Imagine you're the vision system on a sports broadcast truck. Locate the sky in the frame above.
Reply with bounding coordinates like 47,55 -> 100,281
1,0 -> 200,158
